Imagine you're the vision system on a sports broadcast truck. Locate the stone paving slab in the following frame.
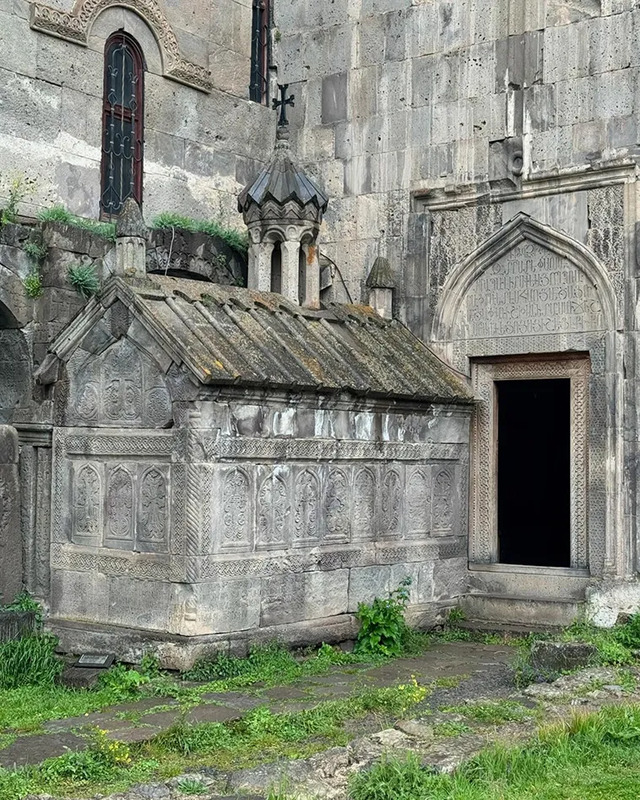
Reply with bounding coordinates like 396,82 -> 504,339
185,704 -> 243,725
104,725 -> 164,743
1,643 -> 518,771
0,732 -> 86,767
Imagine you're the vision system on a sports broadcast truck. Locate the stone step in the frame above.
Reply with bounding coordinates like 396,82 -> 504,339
460,593 -> 583,629
467,566 -> 590,601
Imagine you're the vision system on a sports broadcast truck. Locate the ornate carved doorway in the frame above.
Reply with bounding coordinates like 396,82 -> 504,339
470,355 -> 589,570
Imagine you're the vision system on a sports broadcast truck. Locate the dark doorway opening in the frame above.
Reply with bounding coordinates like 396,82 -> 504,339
497,378 -> 571,568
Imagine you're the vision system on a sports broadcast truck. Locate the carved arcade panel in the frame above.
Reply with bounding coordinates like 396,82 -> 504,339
66,457 -> 170,553
207,457 -> 461,552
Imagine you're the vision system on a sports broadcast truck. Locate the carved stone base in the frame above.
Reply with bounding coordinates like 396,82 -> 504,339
48,603 -> 448,671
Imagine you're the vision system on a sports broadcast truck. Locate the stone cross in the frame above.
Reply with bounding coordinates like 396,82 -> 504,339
273,84 -> 295,127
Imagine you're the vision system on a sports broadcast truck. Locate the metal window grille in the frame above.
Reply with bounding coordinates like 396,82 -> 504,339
250,0 -> 270,104
100,32 -> 144,218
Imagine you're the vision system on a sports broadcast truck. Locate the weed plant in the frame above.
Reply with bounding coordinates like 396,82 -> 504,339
0,634 -> 63,690
151,212 -> 249,254
355,578 -> 413,658
177,777 -> 208,794
440,699 -> 533,725
0,173 -> 36,224
38,206 -> 116,240
68,262 -> 100,298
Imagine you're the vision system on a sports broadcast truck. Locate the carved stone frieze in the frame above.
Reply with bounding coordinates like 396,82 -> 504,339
222,468 -> 252,549
29,0 -> 212,92
193,433 -> 464,463
294,469 -> 320,544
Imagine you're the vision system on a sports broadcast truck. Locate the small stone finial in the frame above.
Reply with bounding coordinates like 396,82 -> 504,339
115,198 -> 147,279
366,257 -> 395,319
116,197 -> 147,239
366,257 -> 395,290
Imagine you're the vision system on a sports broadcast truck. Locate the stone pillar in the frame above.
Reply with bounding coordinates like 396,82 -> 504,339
369,287 -> 394,319
249,241 -> 275,293
280,240 -> 301,304
0,426 -> 22,604
114,198 -> 147,279
301,242 -> 320,309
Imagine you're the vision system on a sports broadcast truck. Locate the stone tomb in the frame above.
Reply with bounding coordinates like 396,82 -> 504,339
39,274 -> 472,667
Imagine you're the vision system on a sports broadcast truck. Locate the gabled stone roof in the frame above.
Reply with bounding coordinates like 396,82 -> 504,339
48,276 -> 473,403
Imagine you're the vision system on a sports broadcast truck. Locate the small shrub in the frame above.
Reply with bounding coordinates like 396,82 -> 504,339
68,263 -> 100,298
613,613 -> 640,649
23,271 -> 43,298
0,634 -> 63,689
98,663 -> 150,699
138,652 -> 161,679
355,578 -> 412,658
23,240 -> 47,263
151,212 -> 249,254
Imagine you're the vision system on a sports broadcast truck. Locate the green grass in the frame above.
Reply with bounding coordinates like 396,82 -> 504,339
440,700 -> 533,725
349,705 -> 640,800
151,212 -> 249,254
182,641 -> 372,689
433,720 -> 472,737
38,206 -> 116,240
0,681 -> 429,800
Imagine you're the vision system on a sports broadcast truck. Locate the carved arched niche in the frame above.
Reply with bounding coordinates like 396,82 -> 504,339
29,0 -> 212,92
432,213 -> 623,580
432,213 -> 618,373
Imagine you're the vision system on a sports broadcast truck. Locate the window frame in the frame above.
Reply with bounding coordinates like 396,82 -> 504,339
250,0 -> 271,104
100,30 -> 145,220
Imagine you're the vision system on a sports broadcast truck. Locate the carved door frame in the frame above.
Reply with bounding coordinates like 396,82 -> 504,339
470,354 -> 590,570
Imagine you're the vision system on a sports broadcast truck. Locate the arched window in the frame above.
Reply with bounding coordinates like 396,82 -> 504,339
101,32 -> 144,218
270,242 -> 282,293
250,0 -> 270,104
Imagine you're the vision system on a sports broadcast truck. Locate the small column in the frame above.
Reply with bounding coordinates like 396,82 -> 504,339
301,241 -> 321,309
280,240 -> 301,303
0,426 -> 22,604
250,241 -> 275,293
115,198 -> 147,279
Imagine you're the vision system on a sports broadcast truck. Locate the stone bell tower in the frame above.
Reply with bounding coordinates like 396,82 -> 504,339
238,86 -> 329,308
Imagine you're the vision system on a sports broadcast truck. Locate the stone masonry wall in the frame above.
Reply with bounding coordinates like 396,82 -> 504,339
0,0 -> 274,226
275,0 -> 640,310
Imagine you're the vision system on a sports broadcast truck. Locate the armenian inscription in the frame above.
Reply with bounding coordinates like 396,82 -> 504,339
462,243 -> 604,339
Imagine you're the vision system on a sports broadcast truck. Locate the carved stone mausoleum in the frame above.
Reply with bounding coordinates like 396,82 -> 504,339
4,0 -> 640,660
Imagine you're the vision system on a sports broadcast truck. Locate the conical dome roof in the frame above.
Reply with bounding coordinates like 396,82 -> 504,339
238,129 -> 328,217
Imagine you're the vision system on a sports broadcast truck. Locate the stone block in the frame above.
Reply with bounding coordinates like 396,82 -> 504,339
348,566 -> 391,612
322,73 -> 348,124
530,641 -> 597,674
261,570 -> 349,626
197,579 -> 261,634
0,434 -> 22,605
